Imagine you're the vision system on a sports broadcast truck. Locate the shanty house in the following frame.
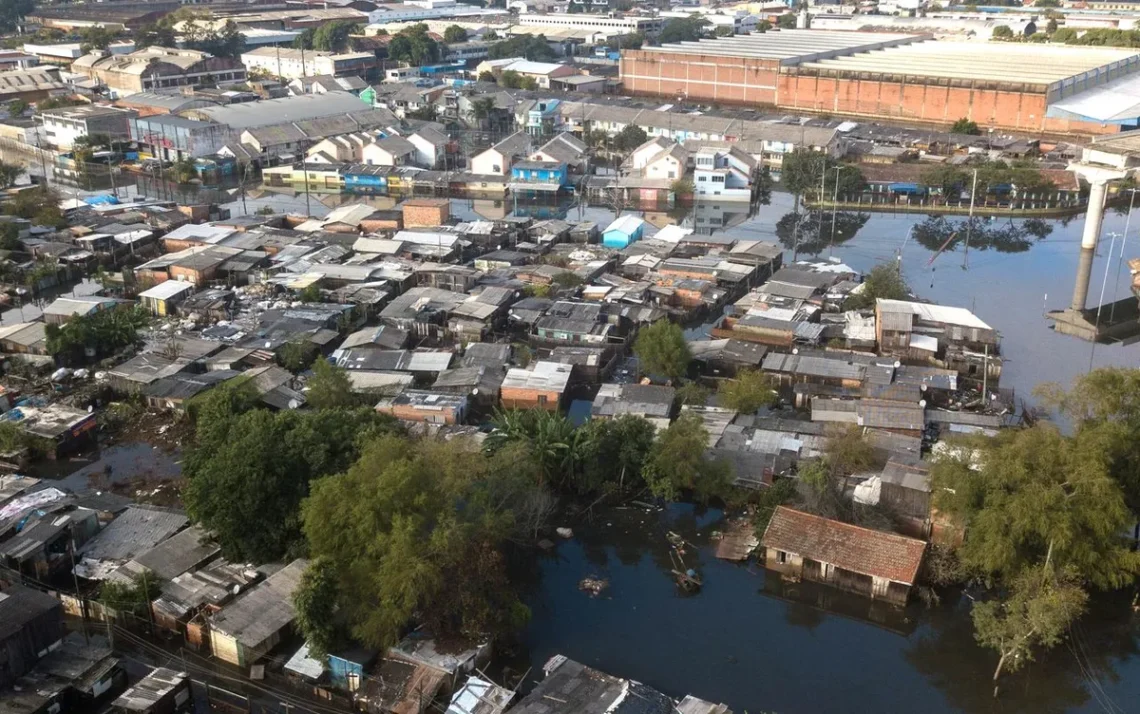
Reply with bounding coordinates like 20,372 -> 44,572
138,280 -> 195,317
760,506 -> 925,605
112,668 -> 191,714
602,215 -> 645,249
375,389 -> 467,425
0,584 -> 63,688
209,558 -> 307,667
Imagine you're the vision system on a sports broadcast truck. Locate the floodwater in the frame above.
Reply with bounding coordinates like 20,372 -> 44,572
520,504 -> 1140,714
30,442 -> 182,494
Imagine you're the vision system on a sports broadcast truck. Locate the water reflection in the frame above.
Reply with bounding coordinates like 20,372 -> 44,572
775,210 -> 871,255
911,215 -> 1055,254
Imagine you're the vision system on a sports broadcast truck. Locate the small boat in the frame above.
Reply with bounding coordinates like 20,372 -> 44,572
669,550 -> 702,592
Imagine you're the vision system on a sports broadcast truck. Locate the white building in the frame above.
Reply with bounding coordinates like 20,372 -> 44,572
240,47 -> 375,80
408,127 -> 449,169
362,135 -> 417,166
516,13 -> 664,35
470,131 -> 530,175
693,146 -> 755,201
367,0 -> 501,24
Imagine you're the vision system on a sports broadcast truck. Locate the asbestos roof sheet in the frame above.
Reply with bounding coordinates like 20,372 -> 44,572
877,298 -> 991,330
210,558 -> 307,648
762,506 -> 926,585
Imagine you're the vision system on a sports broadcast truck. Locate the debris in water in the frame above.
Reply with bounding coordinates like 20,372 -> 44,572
578,576 -> 609,597
556,527 -> 573,538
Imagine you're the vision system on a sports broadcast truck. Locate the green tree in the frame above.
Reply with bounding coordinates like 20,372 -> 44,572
756,19 -> 772,32
443,25 -> 468,43
184,386 -> 392,561
951,118 -> 981,135
843,262 -> 911,310
293,557 -> 342,659
932,424 -> 1140,589
777,13 -> 798,29
644,413 -> 732,502
79,26 -> 118,52
6,99 -> 27,117
552,271 -> 583,288
659,16 -> 711,44
992,25 -> 1014,39
477,70 -> 497,82
302,435 -> 530,648
312,20 -> 360,52
486,34 -> 557,61
717,368 -> 777,413
388,24 -> 441,64
714,25 -> 734,37
99,571 -> 163,616
920,164 -> 968,196
485,408 -> 585,489
613,124 -> 648,152
0,159 -> 22,189
278,339 -> 316,373
306,358 -> 359,410
973,565 -> 1087,686
675,381 -> 711,407
634,319 -> 691,381
293,28 -> 316,50
577,415 -> 657,494
1051,27 -> 1078,43
1046,18 -> 1059,34
752,478 -> 797,536
0,222 -> 19,250
0,0 -> 35,33
137,22 -> 178,49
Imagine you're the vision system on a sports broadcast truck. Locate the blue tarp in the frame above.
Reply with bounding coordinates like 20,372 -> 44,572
888,182 -> 925,195
84,194 -> 120,206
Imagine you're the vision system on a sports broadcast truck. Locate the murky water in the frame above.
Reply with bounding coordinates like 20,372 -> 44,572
30,442 -> 182,494
521,504 -> 1140,714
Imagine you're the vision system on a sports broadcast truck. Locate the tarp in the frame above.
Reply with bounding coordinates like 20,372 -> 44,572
888,182 -> 924,195
84,194 -> 120,206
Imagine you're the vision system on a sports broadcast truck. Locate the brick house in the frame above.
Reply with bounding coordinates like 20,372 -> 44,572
500,361 -> 572,412
401,198 -> 450,228
760,506 -> 926,605
375,389 -> 467,425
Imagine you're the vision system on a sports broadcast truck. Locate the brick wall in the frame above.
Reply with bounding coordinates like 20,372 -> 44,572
501,388 -> 560,411
620,49 -> 780,106
403,201 -> 450,228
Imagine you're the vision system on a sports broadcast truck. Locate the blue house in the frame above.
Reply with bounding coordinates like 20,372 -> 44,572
509,160 -> 568,195
342,164 -> 390,194
602,214 -> 646,249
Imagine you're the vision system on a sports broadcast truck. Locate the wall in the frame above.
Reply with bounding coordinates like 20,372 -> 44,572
501,387 -> 559,411
210,630 -> 243,666
403,202 -> 449,227
620,49 -> 781,106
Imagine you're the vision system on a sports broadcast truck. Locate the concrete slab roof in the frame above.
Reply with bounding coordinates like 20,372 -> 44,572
646,29 -> 923,63
797,40 -> 1140,87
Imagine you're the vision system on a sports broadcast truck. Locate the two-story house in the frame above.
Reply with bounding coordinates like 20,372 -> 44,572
509,160 -> 568,195
693,146 -> 756,201
471,131 -> 531,175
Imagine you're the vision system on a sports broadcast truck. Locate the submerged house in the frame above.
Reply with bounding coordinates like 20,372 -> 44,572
760,506 -> 926,605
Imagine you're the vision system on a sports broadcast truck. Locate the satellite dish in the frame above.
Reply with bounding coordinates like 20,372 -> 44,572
792,348 -> 799,355
920,384 -> 927,392
894,360 -> 901,368
918,399 -> 927,408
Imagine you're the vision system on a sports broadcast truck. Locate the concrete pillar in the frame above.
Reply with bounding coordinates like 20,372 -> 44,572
1081,179 -> 1110,250
1067,164 -> 1129,312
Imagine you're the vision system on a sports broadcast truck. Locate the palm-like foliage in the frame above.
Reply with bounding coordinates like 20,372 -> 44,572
485,408 -> 586,489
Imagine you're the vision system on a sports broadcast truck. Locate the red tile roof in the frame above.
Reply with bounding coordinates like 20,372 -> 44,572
761,506 -> 926,585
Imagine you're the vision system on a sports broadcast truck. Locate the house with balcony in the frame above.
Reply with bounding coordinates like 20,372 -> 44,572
519,98 -> 562,137
693,146 -> 756,201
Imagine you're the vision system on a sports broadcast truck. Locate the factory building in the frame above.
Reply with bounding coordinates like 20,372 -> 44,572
621,31 -> 1140,136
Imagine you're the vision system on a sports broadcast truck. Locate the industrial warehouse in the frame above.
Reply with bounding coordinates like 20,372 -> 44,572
620,30 -> 1140,136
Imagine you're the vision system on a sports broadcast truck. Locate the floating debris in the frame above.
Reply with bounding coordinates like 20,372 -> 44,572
715,519 -> 760,562
579,576 -> 609,597
556,527 -> 574,538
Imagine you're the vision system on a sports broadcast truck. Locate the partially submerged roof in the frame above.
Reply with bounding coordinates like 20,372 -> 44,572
761,506 -> 926,585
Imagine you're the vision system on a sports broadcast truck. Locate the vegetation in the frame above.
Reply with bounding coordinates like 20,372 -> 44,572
781,149 -> 865,201
613,124 -> 648,152
44,305 -> 150,360
171,158 -> 198,184
714,26 -> 734,37
477,70 -> 497,82
387,24 -> 441,65
1050,27 -> 1078,43
717,368 -> 778,414
0,222 -> 20,251
443,25 -> 468,43
302,435 -> 532,648
487,34 -> 556,61
182,19 -> 246,58
0,159 -> 22,189
99,571 -> 163,616
671,177 -> 694,196
136,22 -> 178,50
633,319 -> 691,381
950,118 -> 981,135
658,16 -> 710,44
0,0 -> 34,33
293,557 -> 343,659
6,98 -> 27,117
643,413 -> 732,502
674,381 -> 711,407
183,381 -> 396,562
992,25 -> 1014,40
931,423 -> 1140,684
777,13 -> 798,29
36,96 -> 84,112
307,20 -> 362,53
4,186 -> 67,228
500,70 -> 538,90
552,271 -> 583,288
843,262 -> 910,310
306,358 -> 360,410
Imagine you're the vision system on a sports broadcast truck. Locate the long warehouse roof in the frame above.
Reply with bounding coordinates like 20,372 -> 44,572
796,41 -> 1140,86
643,29 -> 923,63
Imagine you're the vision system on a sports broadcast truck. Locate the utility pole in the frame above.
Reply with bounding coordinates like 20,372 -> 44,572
963,168 -> 977,269
828,164 -> 840,257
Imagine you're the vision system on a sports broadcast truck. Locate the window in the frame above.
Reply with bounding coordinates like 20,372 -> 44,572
712,175 -> 724,183
697,176 -> 706,182
668,171 -> 675,179
537,394 -> 548,405
777,551 -> 787,564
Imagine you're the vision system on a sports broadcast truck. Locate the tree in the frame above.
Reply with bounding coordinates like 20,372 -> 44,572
171,158 -> 197,184
577,415 -> 657,494
973,565 -> 1087,688
312,20 -> 360,52
671,177 -> 694,196
43,305 -> 150,359
951,118 -> 981,135
931,424 -> 1140,589
0,159 -> 22,189
777,13 -> 798,29
137,22 -> 178,50
1046,18 -> 1058,34
99,571 -> 163,616
485,408 -> 585,489
634,320 -> 691,381
718,368 -> 777,413
843,262 -> 910,310
658,16 -> 711,44
992,25 -> 1014,39
0,222 -> 19,251
552,271 -> 583,288
920,164 -> 968,196
80,26 -> 118,52
0,0 -> 34,33
781,149 -> 864,202
477,70 -> 496,82
184,386 -> 392,562
644,413 -> 733,502
388,24 -> 441,65
756,20 -> 772,32
486,35 -> 556,61
6,99 -> 26,117
714,25 -> 734,37
293,27 -> 316,50
674,381 -> 711,407
293,557 -> 342,659
443,25 -> 468,43
613,124 -> 648,152
306,358 -> 359,410
302,435 -> 530,648
469,96 -> 496,127
1035,0 -> 1060,6
1051,27 -> 1078,43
